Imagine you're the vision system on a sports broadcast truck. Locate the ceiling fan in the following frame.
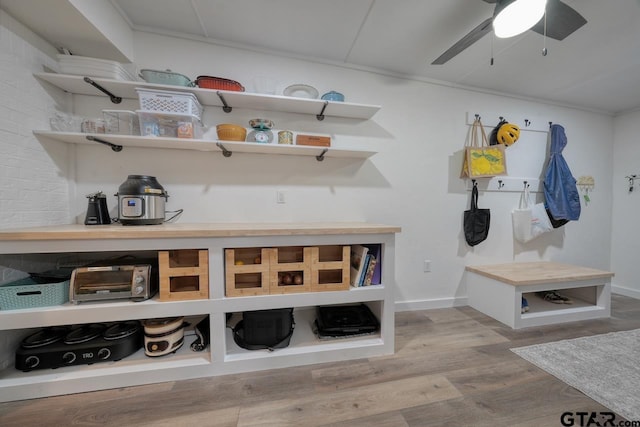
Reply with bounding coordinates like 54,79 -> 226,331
431,0 -> 587,65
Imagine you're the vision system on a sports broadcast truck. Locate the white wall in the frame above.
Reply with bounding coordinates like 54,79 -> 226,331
0,17 -> 617,308
611,110 -> 640,298
65,32 -> 615,309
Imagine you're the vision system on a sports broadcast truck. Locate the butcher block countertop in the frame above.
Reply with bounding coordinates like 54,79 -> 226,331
0,222 -> 401,241
465,262 -> 614,286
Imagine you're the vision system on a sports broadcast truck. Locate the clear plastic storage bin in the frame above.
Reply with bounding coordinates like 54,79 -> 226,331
103,110 -> 140,135
137,110 -> 203,139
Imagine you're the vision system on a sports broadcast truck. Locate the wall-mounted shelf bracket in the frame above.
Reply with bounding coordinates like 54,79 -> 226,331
83,77 -> 122,104
216,142 -> 232,157
216,91 -> 232,113
316,101 -> 329,121
315,148 -> 328,162
86,135 -> 123,152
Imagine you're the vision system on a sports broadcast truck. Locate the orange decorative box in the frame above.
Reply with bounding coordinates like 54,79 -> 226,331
296,134 -> 331,147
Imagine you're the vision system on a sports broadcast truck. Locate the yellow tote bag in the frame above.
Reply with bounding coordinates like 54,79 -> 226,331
461,117 -> 508,178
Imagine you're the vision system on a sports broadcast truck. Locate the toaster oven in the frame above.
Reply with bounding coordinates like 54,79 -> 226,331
70,264 -> 157,304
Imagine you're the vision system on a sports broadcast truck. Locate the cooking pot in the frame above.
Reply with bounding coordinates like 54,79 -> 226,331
143,317 -> 186,357
116,175 -> 168,225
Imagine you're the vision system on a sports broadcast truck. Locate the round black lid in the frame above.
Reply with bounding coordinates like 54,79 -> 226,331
118,175 -> 166,196
104,321 -> 141,340
21,326 -> 69,349
64,323 -> 106,345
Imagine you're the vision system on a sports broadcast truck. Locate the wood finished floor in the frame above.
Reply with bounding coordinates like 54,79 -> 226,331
2,294 -> 640,426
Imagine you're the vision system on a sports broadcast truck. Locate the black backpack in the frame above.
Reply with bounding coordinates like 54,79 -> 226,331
232,308 -> 295,351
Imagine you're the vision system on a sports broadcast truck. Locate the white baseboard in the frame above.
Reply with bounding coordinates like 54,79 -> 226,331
395,296 -> 468,312
395,286 -> 640,313
612,284 -> 640,300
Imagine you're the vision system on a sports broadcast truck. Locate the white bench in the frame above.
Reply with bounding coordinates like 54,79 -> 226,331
465,262 -> 614,329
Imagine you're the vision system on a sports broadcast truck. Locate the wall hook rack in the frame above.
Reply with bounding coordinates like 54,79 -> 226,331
83,77 -> 122,104
85,135 -> 123,152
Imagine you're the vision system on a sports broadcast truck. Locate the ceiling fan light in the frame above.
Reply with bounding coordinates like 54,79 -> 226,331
493,0 -> 547,38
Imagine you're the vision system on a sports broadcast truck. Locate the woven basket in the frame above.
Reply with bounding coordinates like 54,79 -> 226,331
0,277 -> 69,310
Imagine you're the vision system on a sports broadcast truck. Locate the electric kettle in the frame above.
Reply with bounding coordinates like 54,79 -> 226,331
84,191 -> 111,225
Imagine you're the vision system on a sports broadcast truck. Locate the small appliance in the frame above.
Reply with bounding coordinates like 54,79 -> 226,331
143,317 -> 187,357
15,321 -> 143,371
84,191 -> 111,225
69,262 -> 157,304
116,175 -> 168,225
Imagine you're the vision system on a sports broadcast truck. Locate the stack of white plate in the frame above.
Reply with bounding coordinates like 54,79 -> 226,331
57,54 -> 137,81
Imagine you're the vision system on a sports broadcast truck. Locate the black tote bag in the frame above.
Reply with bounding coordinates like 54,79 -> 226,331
464,182 -> 490,246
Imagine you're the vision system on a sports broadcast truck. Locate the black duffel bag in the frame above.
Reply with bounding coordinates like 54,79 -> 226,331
232,308 -> 295,351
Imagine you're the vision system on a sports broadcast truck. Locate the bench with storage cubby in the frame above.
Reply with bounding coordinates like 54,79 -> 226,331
465,261 -> 614,329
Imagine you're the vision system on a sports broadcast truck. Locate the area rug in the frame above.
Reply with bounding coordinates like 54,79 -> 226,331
511,329 -> 640,421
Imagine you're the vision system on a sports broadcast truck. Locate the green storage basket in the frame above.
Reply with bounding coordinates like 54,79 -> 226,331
0,277 -> 69,310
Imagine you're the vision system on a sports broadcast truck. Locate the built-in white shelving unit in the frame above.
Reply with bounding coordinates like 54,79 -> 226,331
0,223 -> 399,402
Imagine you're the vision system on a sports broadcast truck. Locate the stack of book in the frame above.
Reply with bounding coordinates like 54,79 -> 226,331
349,244 -> 381,287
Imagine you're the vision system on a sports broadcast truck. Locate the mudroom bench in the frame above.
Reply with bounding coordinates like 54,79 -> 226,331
465,261 -> 614,329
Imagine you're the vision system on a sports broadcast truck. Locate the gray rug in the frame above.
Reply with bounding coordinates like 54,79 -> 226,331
511,329 -> 640,421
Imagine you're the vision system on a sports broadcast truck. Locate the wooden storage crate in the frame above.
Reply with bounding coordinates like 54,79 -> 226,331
269,246 -> 312,294
225,248 -> 271,297
311,245 -> 350,292
158,249 -> 209,301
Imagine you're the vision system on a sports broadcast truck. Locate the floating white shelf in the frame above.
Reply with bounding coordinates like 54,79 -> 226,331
34,73 -> 381,120
33,131 -> 377,160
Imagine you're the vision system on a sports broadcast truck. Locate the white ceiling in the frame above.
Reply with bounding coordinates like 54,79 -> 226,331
5,0 -> 640,115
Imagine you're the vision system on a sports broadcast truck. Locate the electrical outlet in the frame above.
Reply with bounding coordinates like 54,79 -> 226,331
423,260 -> 431,272
276,190 -> 286,204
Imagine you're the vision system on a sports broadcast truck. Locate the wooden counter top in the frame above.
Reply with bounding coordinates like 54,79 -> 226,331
465,262 -> 614,286
0,222 -> 401,241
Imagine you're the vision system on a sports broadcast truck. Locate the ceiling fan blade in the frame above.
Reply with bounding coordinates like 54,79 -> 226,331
431,17 -> 493,65
531,0 -> 587,40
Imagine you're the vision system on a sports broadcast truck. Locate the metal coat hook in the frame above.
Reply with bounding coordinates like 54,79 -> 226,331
627,175 -> 638,193
475,114 -> 480,121
523,180 -> 529,189
524,119 -> 530,127
499,116 -> 504,122
549,121 -> 553,128
497,179 -> 504,189
472,179 -> 477,187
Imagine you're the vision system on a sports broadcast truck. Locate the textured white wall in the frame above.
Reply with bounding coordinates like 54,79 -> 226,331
68,31 -> 614,308
0,10 -> 71,231
0,9 -> 73,370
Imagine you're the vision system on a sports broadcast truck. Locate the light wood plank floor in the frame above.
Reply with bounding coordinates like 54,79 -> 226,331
2,294 -> 640,426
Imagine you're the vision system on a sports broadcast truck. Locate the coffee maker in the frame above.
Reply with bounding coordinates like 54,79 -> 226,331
84,191 -> 111,225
